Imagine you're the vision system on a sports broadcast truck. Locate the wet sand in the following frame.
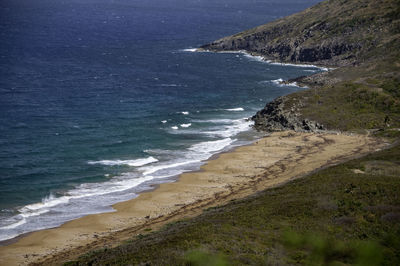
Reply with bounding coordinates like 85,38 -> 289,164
0,131 -> 387,265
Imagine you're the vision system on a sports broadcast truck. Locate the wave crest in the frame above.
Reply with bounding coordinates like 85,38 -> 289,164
88,156 -> 158,167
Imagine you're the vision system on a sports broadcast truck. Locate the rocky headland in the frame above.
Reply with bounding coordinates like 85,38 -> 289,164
200,0 -> 398,67
202,0 -> 400,134
251,96 -> 325,132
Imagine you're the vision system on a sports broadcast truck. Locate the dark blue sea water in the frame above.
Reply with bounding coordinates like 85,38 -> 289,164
0,0 -> 322,241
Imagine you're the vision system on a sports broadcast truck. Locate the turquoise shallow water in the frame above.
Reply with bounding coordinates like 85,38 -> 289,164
0,0 -> 322,241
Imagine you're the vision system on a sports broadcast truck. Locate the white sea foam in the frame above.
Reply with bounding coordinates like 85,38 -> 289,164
0,208 -> 51,231
169,118 -> 252,138
180,123 -> 192,128
265,60 -> 330,71
67,173 -> 163,198
171,126 -> 179,130
139,138 -> 234,178
20,208 -> 50,218
223,50 -> 330,71
2,171 -> 164,233
189,138 -> 234,154
181,48 -> 198,52
225,107 -> 244,111
287,81 -> 307,88
200,49 -> 330,71
140,160 -> 200,176
191,119 -> 233,124
271,78 -> 307,88
0,218 -> 27,230
169,118 -> 253,139
202,118 -> 252,138
243,53 -> 265,62
160,84 -> 179,87
0,232 -> 20,241
142,118 -> 252,180
88,157 -> 158,167
181,111 -> 189,115
21,193 -> 70,211
271,78 -> 284,85
161,120 -> 167,123
144,149 -> 183,156
0,167 -> 190,241
214,50 -> 245,54
0,195 -> 66,235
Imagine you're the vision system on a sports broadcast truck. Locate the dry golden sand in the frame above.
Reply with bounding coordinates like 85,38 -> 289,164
0,131 -> 387,265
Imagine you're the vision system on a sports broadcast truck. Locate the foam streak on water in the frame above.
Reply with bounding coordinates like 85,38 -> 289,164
88,157 -> 158,167
225,107 -> 244,111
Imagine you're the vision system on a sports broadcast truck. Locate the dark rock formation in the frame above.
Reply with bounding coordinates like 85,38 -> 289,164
251,96 -> 324,132
201,37 -> 357,67
201,0 -> 398,67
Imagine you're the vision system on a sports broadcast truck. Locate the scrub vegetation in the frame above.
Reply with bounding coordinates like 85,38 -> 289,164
67,144 -> 400,265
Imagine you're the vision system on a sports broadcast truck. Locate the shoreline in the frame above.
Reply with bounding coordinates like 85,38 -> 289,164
0,131 -> 388,265
192,48 -> 332,71
0,132 -> 259,247
0,137 -> 257,247
0,119 -> 256,246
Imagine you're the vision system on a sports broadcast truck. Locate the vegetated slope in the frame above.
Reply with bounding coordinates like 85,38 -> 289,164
67,143 -> 400,265
252,59 -> 400,132
203,0 -> 400,133
201,0 -> 400,67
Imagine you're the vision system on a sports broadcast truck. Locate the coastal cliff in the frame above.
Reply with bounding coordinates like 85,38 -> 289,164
203,0 -> 400,133
201,0 -> 399,67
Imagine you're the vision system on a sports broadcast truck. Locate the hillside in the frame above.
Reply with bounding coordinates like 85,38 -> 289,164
203,0 -> 400,133
201,0 -> 400,67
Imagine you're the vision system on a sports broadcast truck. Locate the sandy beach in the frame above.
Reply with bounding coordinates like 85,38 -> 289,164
0,131 -> 387,265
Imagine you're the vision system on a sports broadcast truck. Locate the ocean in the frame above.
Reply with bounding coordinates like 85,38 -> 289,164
0,0 -> 322,242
